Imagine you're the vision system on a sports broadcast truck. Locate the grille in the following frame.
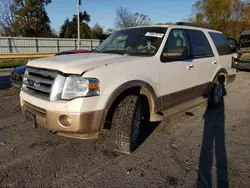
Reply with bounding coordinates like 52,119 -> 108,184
22,67 -> 66,101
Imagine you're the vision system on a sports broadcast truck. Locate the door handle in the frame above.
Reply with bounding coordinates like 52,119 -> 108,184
187,65 -> 194,70
212,61 -> 217,65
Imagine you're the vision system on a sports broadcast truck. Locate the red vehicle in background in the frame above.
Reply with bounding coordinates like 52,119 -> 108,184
55,49 -> 93,56
11,49 -> 92,88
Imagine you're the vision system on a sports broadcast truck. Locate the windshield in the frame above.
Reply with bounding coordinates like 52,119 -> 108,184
240,36 -> 250,48
94,27 -> 168,56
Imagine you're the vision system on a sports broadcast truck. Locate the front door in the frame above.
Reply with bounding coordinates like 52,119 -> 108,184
158,28 -> 198,110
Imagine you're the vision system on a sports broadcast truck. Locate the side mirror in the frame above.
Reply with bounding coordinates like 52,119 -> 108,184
161,46 -> 189,62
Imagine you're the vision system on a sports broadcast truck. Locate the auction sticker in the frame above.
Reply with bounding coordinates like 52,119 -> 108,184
145,32 -> 164,38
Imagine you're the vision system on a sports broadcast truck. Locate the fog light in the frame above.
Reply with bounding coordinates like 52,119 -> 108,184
59,115 -> 72,127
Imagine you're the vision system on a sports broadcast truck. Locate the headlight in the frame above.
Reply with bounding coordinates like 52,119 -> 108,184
61,76 -> 100,100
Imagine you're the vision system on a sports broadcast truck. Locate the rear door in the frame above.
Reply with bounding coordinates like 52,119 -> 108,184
186,29 -> 218,95
208,32 -> 233,74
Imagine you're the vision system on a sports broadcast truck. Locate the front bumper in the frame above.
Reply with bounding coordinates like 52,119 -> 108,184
20,91 -> 108,139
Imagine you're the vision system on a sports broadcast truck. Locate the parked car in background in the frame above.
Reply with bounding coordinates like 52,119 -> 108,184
228,30 -> 250,70
11,49 -> 92,88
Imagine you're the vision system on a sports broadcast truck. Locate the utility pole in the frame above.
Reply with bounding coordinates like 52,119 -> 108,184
77,0 -> 81,49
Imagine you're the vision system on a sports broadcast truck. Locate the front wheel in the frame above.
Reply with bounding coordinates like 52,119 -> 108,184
111,94 -> 149,154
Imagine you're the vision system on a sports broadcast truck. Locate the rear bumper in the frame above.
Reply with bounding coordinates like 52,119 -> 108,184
11,79 -> 22,88
11,73 -> 23,88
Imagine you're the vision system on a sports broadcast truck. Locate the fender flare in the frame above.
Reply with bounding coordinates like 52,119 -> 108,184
212,68 -> 228,84
104,80 -> 159,115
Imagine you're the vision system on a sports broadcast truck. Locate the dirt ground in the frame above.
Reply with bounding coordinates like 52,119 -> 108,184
0,71 -> 250,188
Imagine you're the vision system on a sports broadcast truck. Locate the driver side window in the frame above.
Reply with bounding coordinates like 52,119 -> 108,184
163,29 -> 189,54
161,29 -> 190,62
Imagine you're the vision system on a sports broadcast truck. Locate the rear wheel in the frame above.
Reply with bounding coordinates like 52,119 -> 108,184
208,79 -> 224,108
111,94 -> 149,154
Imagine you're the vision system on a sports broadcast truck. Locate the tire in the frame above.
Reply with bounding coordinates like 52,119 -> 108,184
208,79 -> 224,108
111,94 -> 149,154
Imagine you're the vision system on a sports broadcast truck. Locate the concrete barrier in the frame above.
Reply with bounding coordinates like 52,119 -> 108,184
0,53 -> 56,59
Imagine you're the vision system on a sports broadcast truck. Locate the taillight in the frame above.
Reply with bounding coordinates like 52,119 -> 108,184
231,56 -> 236,68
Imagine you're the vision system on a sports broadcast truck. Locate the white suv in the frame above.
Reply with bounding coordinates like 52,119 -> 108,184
20,24 -> 236,154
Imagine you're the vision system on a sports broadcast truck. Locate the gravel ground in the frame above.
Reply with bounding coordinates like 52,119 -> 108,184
0,71 -> 250,188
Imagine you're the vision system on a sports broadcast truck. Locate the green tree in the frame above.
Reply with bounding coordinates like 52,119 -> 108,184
0,0 -> 15,35
59,18 -> 70,38
9,0 -> 52,37
91,23 -> 103,39
115,7 -> 151,29
59,11 -> 92,39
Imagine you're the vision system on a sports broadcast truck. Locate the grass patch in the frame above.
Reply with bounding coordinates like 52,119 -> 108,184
0,59 -> 28,69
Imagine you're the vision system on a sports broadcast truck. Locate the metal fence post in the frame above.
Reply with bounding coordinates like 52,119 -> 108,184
8,38 -> 12,53
74,40 -> 77,50
57,39 -> 60,52
35,39 -> 39,52
91,40 -> 93,50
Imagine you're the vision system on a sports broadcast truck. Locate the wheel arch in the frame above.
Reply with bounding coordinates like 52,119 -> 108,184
212,68 -> 228,84
103,80 -> 159,127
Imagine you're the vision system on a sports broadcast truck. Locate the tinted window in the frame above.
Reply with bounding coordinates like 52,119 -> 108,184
209,32 -> 232,55
187,30 -> 213,58
163,29 -> 190,55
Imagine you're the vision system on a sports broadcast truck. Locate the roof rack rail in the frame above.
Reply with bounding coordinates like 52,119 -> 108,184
175,22 -> 212,29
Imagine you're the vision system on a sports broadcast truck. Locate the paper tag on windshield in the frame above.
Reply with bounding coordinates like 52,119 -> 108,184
145,32 -> 164,38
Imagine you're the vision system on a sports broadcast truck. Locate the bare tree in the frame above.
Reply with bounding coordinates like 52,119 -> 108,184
115,7 -> 151,29
0,0 -> 14,35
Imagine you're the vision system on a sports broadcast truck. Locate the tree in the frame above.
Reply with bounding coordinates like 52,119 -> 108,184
190,0 -> 250,38
0,0 -> 14,35
115,7 -> 151,29
9,0 -> 52,37
59,11 -> 92,39
59,18 -> 70,38
91,23 -> 103,39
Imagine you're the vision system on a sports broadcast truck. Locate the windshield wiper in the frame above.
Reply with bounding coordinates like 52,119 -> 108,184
101,50 -> 125,55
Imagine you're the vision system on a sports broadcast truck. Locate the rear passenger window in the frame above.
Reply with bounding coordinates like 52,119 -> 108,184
187,30 -> 214,58
209,32 -> 232,55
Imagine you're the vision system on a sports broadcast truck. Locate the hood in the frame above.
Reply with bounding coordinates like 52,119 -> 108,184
27,53 -> 142,75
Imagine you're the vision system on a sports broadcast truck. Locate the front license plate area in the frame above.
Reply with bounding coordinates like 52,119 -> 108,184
25,111 -> 37,128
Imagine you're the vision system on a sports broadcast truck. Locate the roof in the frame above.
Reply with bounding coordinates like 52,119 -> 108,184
119,23 -> 221,33
241,30 -> 250,36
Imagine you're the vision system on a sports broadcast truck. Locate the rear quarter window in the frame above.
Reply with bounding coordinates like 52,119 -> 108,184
209,32 -> 232,55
